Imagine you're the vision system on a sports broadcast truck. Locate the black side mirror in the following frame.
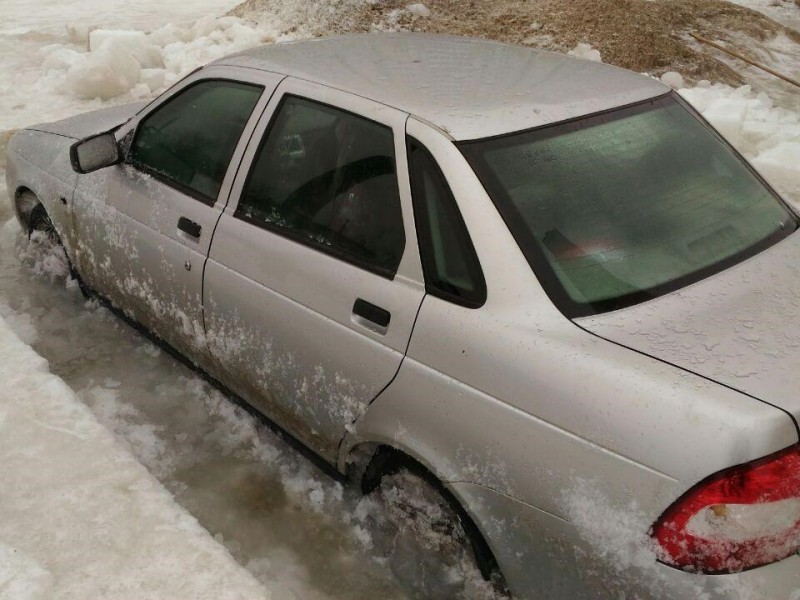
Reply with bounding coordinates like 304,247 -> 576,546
70,131 -> 122,174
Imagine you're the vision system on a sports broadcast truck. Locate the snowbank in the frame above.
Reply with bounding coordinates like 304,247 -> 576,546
0,15 -> 285,131
45,16 -> 278,100
0,312 -> 268,599
680,83 -> 800,204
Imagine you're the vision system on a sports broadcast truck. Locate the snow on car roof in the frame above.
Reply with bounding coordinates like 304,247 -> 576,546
218,33 -> 669,141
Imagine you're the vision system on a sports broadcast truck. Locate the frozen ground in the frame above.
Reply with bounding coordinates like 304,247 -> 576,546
1,0 -> 799,598
0,302 -> 269,599
0,197 -> 498,599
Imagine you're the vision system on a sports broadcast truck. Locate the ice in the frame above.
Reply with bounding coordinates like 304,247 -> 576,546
2,0 -> 800,595
567,42 -> 602,63
57,17 -> 276,101
406,3 -> 432,18
0,302 -> 269,598
0,14 -> 281,130
660,71 -> 685,89
0,543 -> 52,600
89,29 -> 164,68
680,84 -> 800,204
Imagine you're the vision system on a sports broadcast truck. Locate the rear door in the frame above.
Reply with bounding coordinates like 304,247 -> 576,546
204,79 -> 426,462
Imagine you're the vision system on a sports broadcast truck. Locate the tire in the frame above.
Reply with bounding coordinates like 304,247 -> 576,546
361,449 -> 509,599
26,202 -> 59,243
23,197 -> 93,298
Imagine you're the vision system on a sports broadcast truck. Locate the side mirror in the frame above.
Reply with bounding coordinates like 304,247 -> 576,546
69,131 -> 122,174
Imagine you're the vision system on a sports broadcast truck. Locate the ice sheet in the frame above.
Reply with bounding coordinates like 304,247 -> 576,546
0,307 -> 270,599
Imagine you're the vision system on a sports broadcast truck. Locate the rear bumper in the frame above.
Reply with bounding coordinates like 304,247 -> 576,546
450,481 -> 800,600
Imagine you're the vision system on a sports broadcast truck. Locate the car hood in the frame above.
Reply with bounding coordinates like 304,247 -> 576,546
578,231 -> 800,423
27,101 -> 147,140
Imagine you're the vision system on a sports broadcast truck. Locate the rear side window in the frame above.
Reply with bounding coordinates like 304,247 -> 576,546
408,138 -> 486,307
129,79 -> 263,203
236,95 -> 405,277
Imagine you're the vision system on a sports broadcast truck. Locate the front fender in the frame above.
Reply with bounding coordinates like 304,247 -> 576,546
6,130 -> 78,253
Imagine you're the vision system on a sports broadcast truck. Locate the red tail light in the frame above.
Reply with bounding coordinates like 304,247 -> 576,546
651,444 -> 800,573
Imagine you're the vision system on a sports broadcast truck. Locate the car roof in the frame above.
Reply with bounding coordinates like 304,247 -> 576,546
216,33 -> 669,141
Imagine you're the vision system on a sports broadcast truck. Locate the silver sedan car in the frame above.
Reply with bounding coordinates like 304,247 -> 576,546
6,33 -> 800,599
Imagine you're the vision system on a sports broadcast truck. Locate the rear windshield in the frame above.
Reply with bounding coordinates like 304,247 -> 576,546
460,94 -> 797,317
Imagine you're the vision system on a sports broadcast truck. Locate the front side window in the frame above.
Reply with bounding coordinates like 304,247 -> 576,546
461,94 -> 797,317
236,96 -> 405,276
129,79 -> 263,203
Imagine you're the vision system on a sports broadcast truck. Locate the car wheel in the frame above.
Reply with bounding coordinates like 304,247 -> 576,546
22,195 -> 93,298
26,201 -> 58,241
361,449 -> 509,599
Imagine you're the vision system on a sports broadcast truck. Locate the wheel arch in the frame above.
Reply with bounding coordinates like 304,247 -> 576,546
13,185 -> 39,228
345,440 -> 504,584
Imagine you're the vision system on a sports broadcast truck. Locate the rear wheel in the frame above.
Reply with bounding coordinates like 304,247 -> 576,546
361,449 -> 509,599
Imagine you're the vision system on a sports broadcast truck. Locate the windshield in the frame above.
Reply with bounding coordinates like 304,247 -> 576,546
460,94 -> 797,317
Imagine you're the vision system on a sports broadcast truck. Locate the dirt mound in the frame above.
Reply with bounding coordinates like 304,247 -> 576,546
231,0 -> 799,86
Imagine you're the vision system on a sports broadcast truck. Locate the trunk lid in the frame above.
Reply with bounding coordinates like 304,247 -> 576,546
579,231 -> 800,425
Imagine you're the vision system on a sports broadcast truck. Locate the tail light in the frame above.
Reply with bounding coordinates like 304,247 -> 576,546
651,444 -> 800,573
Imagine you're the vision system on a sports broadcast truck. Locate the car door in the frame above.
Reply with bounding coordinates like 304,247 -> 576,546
71,67 -> 283,363
203,79 -> 426,463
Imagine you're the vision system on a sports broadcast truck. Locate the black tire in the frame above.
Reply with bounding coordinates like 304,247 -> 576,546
26,202 -> 59,243
24,198 -> 93,299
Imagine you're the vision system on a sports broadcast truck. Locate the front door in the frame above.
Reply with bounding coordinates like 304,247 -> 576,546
203,81 -> 426,462
72,69 -> 283,362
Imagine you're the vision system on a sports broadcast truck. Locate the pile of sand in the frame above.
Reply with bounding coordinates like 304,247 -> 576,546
230,0 -> 799,86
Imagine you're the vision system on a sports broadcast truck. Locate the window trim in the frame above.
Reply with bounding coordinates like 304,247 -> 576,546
233,93 -> 406,280
407,137 -> 487,309
126,78 -> 266,207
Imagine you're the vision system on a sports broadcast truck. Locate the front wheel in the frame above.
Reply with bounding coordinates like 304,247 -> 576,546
21,196 -> 92,298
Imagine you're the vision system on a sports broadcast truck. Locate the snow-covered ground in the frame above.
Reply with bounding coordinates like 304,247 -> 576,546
728,0 -> 800,32
1,0 -> 799,598
0,300 -> 269,599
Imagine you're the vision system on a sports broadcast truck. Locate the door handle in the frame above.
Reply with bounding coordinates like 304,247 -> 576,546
353,299 -> 391,328
178,217 -> 201,238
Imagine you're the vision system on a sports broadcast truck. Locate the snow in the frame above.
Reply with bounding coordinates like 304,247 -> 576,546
1,14 -> 283,130
660,71 -> 685,90
0,303 -> 268,599
726,0 -> 800,32
1,1 -> 800,597
679,83 -> 800,204
567,42 -> 602,62
406,4 -> 432,18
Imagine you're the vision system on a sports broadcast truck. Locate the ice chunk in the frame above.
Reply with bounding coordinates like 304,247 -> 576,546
89,29 -> 164,68
65,23 -> 94,46
568,42 -> 602,63
660,71 -> 684,90
407,3 -> 431,18
148,23 -> 189,47
140,67 -> 167,92
65,39 -> 143,99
